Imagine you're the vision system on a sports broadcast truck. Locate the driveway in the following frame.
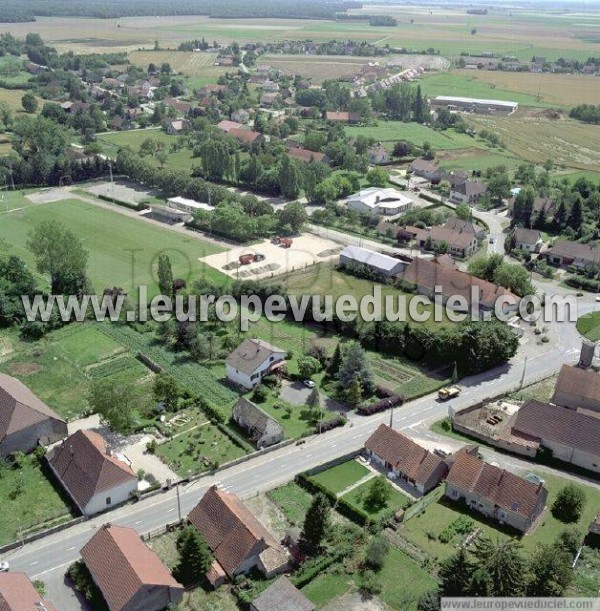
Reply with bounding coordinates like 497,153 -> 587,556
43,572 -> 91,611
280,380 -> 346,413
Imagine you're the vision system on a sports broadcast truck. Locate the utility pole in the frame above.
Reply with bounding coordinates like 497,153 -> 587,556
389,401 -> 394,428
176,482 -> 182,523
519,355 -> 528,389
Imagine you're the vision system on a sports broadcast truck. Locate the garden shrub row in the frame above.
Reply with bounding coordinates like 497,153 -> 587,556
314,415 -> 346,434
357,394 -> 405,416
565,275 -> 600,292
96,193 -> 149,212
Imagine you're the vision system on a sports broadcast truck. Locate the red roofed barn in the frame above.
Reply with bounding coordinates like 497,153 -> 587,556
0,373 -> 67,458
81,523 -> 184,611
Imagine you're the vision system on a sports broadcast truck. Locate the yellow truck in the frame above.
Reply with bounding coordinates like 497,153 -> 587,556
438,386 -> 460,401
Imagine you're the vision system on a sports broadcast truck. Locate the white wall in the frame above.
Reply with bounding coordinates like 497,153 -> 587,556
84,478 -> 138,516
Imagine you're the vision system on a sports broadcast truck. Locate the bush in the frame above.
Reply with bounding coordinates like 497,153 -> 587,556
146,439 -> 157,454
314,415 -> 346,434
552,484 -> 586,523
359,569 -> 382,596
357,395 -> 404,416
565,275 -> 600,292
251,384 -> 269,403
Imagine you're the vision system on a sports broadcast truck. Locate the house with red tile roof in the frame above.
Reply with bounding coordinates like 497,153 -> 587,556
0,373 -> 67,458
286,147 -> 329,164
553,364 -> 600,413
325,111 -> 360,123
365,424 -> 448,494
188,485 -> 289,587
445,451 -> 547,532
0,572 -> 57,611
228,128 -> 262,146
81,523 -> 183,611
47,429 -> 137,516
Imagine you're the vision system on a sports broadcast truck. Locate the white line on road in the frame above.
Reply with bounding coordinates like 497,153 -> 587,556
66,546 -> 75,551
30,561 -> 38,565
134,520 -> 142,525
331,444 -> 337,448
168,508 -> 175,512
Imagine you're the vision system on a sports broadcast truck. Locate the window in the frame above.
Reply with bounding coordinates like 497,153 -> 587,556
106,497 -> 112,506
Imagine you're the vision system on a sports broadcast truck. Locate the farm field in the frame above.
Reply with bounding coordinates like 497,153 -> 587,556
261,54 -> 379,83
0,325 -> 153,421
436,149 -> 522,173
0,87 -> 43,113
419,71 -> 550,107
0,197 -> 226,295
0,452 -> 74,546
455,70 -> 600,107
466,111 -> 600,174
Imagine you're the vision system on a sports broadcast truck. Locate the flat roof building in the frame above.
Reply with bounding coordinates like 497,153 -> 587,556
432,96 -> 518,114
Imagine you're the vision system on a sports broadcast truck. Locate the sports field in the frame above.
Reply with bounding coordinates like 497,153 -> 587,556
0,197 -> 227,294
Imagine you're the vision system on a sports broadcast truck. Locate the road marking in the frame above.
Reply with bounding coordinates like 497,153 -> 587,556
168,508 -> 175,512
67,546 -> 75,551
352,434 -> 361,439
134,520 -> 142,525
280,464 -> 287,468
30,561 -> 38,566
331,444 -> 337,448
306,454 -> 312,458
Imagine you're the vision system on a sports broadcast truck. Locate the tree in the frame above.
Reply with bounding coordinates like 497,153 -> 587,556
278,201 -> 308,233
346,377 -> 363,405
358,569 -> 382,596
364,535 -> 389,571
363,477 -> 392,511
567,196 -> 584,235
487,171 -> 512,202
472,537 -> 527,596
156,149 -> 168,168
366,167 -> 388,187
417,589 -> 440,611
278,155 -> 302,199
157,254 -> 174,296
326,343 -> 343,377
527,542 -> 572,596
199,140 -> 230,181
552,484 -> 586,523
306,386 -> 321,410
21,93 -> 38,113
338,341 -> 374,393
553,200 -> 568,232
298,355 -> 321,379
27,220 -> 90,296
87,378 -> 139,433
422,141 -> 434,160
438,547 -> 474,597
302,493 -> 331,550
413,85 -> 428,123
455,203 -> 471,221
174,525 -> 213,587
153,372 -> 180,412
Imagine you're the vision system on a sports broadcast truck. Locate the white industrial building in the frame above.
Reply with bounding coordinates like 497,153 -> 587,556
339,245 -> 407,277
346,187 -> 412,216
167,196 -> 215,214
432,96 -> 518,114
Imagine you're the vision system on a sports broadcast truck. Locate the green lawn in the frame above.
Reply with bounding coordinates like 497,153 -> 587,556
341,476 -> 411,521
310,460 -> 371,495
0,324 -> 153,421
0,197 -> 227,296
156,422 -> 246,477
419,71 -> 552,108
301,572 -> 356,608
576,311 -> 600,342
267,482 -> 313,526
346,121 -> 487,151
400,473 -> 600,561
248,392 -> 314,439
0,453 -> 74,546
438,151 -> 522,173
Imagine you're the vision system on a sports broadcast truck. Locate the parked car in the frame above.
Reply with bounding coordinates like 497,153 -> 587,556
0,561 -> 9,572
438,386 -> 460,401
303,379 -> 315,388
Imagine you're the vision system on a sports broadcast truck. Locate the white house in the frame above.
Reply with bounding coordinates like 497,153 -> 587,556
47,430 -> 137,516
347,187 -> 412,216
226,339 -> 286,390
231,109 -> 250,123
367,145 -> 390,165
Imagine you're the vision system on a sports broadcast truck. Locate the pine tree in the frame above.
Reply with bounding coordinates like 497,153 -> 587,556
326,343 -> 342,377
413,85 -> 427,123
307,386 -> 321,410
278,155 -> 302,199
302,493 -> 331,550
346,377 -> 363,405
553,200 -> 568,232
472,537 -> 527,596
157,254 -> 173,296
567,196 -> 584,235
439,547 -> 474,597
174,525 -> 213,587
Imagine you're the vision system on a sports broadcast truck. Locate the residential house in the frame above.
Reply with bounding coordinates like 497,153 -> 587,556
542,240 -> 600,269
218,119 -> 243,133
365,424 -> 449,494
47,429 -> 137,516
165,119 -> 186,135
231,109 -> 250,123
346,187 -> 412,216
256,64 -> 271,74
444,217 -> 486,240
367,144 -> 390,164
445,451 -> 547,532
229,128 -> 262,146
162,98 -> 192,117
409,158 -> 440,181
260,93 -> 279,108
109,116 -> 133,131
397,225 -> 422,243
376,220 -> 402,240
197,84 -> 227,97
286,147 -> 329,164
226,339 -> 286,390
262,79 -> 280,93
188,486 -> 289,587
339,246 -> 406,278
215,56 -> 234,66
450,180 -> 488,205
513,227 -> 543,253
414,218 -> 482,258
232,397 -> 284,448
325,111 -> 360,123
553,364 -> 600,413
0,572 -> 57,611
400,257 -> 519,312
0,373 -> 67,458
81,524 -> 184,611
511,400 -> 600,474
250,576 -> 315,611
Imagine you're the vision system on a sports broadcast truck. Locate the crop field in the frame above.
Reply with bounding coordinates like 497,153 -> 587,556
455,70 -> 600,107
435,149 -> 522,173
0,325 -> 153,420
346,121 -> 489,151
261,54 -> 378,83
0,197 -> 226,295
466,111 -> 600,174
